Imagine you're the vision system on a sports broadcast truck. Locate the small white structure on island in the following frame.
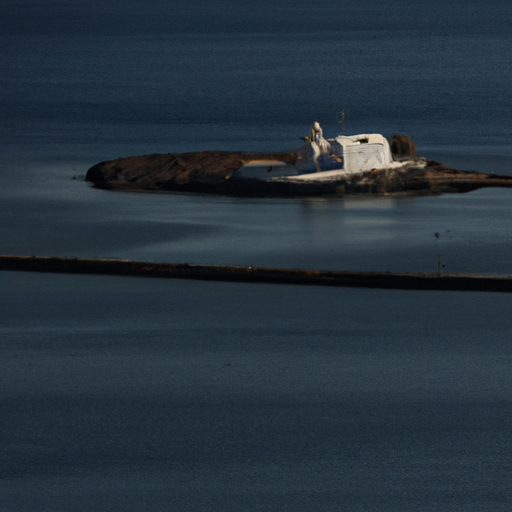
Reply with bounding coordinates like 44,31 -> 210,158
330,133 -> 393,172
233,121 -> 418,183
295,122 -> 397,175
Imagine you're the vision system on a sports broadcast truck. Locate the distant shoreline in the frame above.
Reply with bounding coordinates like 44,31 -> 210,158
2,255 -> 512,292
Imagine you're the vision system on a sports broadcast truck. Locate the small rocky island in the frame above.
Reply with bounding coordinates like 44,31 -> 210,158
85,128 -> 512,197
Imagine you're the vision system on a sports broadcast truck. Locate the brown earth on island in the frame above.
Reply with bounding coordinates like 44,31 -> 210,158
85,150 -> 512,197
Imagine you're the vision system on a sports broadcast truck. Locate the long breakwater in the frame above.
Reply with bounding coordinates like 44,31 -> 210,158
1,255 -> 512,292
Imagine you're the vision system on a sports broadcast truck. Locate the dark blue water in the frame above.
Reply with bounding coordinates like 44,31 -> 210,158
2,271 -> 512,511
2,1 -> 512,510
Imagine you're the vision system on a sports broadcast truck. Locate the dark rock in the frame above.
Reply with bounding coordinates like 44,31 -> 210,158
85,151 -> 512,197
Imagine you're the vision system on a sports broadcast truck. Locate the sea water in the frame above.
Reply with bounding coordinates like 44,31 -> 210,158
1,1 -> 512,510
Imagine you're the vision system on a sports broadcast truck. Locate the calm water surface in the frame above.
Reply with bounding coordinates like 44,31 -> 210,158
1,1 -> 512,510
2,272 -> 512,511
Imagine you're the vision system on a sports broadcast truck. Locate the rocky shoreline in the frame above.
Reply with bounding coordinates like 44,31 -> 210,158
85,150 -> 512,197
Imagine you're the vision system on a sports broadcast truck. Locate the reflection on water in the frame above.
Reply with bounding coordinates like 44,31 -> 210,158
299,198 -> 399,252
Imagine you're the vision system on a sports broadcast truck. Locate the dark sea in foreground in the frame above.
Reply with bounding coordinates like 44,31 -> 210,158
1,1 -> 512,510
